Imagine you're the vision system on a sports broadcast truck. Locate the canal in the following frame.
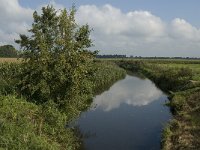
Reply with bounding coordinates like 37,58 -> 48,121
75,75 -> 172,150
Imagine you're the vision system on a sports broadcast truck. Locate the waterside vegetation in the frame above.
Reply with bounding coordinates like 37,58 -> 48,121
117,59 -> 200,150
0,61 -> 125,149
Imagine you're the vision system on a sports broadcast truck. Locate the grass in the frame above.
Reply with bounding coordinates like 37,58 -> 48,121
154,63 -> 200,81
0,95 -> 80,150
91,61 -> 126,94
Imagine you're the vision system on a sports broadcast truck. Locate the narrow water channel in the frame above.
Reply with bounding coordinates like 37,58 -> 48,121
76,75 -> 172,150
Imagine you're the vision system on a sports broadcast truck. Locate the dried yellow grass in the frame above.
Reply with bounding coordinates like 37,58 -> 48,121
0,58 -> 22,63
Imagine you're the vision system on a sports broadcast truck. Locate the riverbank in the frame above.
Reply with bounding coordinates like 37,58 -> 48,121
0,61 -> 126,149
117,60 -> 200,150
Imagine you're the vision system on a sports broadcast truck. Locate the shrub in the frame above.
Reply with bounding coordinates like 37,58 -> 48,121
15,6 -> 95,109
0,95 -> 80,149
0,63 -> 20,95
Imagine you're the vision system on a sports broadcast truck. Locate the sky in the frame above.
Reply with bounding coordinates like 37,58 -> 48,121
0,0 -> 200,57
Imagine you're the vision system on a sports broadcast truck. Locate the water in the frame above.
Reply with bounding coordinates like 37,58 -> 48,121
76,75 -> 172,150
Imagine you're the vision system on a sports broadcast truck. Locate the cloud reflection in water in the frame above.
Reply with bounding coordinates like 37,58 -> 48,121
93,75 -> 163,111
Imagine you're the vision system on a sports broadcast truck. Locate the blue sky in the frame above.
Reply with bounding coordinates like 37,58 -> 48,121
0,0 -> 200,57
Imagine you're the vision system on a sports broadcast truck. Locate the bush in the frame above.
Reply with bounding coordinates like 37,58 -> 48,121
0,63 -> 20,95
0,95 -> 80,150
15,6 -> 95,110
0,45 -> 17,58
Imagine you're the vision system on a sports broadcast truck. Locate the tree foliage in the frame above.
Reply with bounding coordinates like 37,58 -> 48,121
0,45 -> 17,57
16,6 -> 95,109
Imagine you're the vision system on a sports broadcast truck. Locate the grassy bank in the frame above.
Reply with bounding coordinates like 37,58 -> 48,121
91,61 -> 126,94
0,61 -> 125,149
118,59 -> 200,150
0,95 -> 80,150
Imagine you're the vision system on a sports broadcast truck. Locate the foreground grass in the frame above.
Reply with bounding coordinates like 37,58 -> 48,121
118,59 -> 200,150
0,95 -> 80,150
0,61 -> 126,149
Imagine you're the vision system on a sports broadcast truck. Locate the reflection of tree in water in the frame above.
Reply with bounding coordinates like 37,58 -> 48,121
126,71 -> 146,80
72,126 -> 97,150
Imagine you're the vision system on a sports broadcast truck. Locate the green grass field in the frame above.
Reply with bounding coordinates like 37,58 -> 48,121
154,63 -> 200,81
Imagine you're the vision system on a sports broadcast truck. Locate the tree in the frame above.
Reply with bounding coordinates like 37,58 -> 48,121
16,6 -> 95,109
0,45 -> 17,57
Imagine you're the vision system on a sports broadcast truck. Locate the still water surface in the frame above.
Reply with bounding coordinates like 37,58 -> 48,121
76,75 -> 172,150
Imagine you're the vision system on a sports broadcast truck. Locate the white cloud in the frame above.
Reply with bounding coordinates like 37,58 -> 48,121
37,0 -> 64,12
0,0 -> 33,47
0,0 -> 64,48
77,5 -> 166,37
76,4 -> 166,52
0,2 -> 200,57
76,4 -> 200,57
170,18 -> 200,41
93,75 -> 163,111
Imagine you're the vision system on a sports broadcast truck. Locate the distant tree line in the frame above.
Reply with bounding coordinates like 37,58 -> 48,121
96,54 -> 200,60
133,56 -> 200,60
0,45 -> 18,58
96,54 -> 127,58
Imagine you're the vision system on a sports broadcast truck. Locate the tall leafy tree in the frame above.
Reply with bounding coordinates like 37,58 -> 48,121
16,6 -> 95,109
0,45 -> 17,57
